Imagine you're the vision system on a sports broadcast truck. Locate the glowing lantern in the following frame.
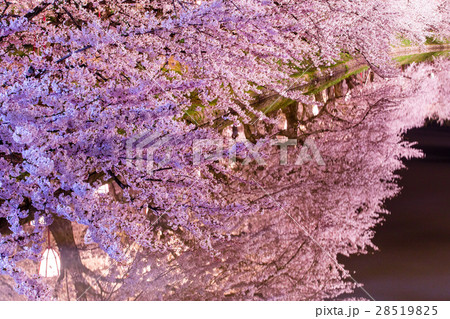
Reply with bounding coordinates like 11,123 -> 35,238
96,184 -> 109,194
312,105 -> 319,116
30,216 -> 45,226
39,229 -> 61,278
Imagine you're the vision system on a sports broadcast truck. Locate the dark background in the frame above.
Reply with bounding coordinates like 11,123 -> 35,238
343,122 -> 450,300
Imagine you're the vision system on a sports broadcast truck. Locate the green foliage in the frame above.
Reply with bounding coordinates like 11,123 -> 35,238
117,128 -> 127,136
395,50 -> 450,65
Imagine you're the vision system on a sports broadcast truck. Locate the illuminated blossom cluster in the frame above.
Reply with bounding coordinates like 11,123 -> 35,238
0,0 -> 448,300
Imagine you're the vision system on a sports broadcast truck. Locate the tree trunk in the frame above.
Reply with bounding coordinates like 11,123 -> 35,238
49,216 -> 93,300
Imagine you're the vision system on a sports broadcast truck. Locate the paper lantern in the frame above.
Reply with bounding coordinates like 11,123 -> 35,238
39,229 -> 61,278
312,105 -> 319,116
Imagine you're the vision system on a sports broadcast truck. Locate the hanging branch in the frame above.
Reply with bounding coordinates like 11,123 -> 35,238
61,6 -> 82,30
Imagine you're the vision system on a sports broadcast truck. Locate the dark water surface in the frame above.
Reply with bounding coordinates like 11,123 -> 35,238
342,123 -> 450,300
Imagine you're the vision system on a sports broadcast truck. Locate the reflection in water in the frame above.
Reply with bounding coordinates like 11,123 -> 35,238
342,123 -> 450,300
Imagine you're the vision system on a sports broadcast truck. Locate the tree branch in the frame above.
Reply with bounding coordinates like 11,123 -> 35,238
24,1 -> 51,20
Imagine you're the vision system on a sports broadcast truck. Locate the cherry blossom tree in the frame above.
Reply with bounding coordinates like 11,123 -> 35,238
0,0 -> 449,300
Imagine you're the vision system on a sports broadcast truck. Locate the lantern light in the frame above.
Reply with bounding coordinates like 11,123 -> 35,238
312,105 -> 319,116
30,216 -> 46,226
39,229 -> 61,278
96,184 -> 109,194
